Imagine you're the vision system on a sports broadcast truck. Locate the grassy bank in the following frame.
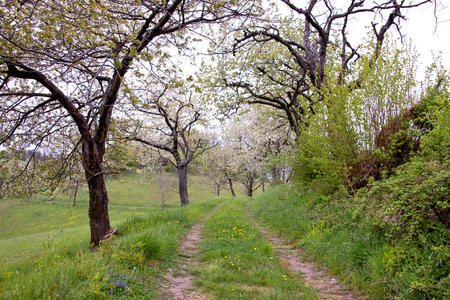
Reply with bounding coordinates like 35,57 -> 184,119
252,185 -> 449,299
193,197 -> 318,299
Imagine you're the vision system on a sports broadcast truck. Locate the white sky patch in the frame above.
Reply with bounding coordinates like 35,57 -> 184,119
401,2 -> 450,68
178,1 -> 450,81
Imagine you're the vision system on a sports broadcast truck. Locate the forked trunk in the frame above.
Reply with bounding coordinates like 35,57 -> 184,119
228,177 -> 236,197
177,164 -> 189,206
82,140 -> 111,248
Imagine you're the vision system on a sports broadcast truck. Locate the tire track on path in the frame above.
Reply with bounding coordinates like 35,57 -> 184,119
247,202 -> 362,300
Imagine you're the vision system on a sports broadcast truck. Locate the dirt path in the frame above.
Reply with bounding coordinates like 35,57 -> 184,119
248,208 -> 361,300
160,204 -> 223,299
160,223 -> 206,300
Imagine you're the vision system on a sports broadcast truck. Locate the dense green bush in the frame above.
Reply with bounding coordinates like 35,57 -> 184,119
293,42 -> 420,192
348,86 -> 450,298
356,158 -> 449,240
356,82 -> 448,238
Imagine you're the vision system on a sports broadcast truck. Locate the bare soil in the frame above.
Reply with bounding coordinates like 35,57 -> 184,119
160,223 -> 207,300
160,202 -> 225,299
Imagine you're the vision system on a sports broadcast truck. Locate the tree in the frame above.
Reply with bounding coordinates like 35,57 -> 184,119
199,145 -> 235,197
129,86 -> 217,206
208,0 -> 431,136
135,149 -> 177,211
0,0 -> 258,246
249,107 -> 295,185
224,114 -> 265,197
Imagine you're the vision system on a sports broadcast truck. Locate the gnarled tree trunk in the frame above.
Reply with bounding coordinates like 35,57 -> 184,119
82,140 -> 111,247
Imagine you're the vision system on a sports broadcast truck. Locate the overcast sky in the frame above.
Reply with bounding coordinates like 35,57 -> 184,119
400,1 -> 450,69
275,1 -> 450,70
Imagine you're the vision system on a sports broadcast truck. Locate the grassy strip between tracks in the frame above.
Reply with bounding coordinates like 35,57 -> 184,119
192,197 -> 318,300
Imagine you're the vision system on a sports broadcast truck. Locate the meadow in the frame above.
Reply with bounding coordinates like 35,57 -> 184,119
2,169 -> 445,299
0,171 -> 237,274
0,170 -> 244,298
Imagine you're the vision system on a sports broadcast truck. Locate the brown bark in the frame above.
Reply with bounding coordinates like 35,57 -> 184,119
247,180 -> 253,197
177,164 -> 189,206
81,140 -> 111,247
272,166 -> 281,185
228,177 -> 236,197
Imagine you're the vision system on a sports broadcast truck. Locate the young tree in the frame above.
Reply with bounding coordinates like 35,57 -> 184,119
0,0 -> 258,246
250,107 -> 295,185
136,150 -> 177,212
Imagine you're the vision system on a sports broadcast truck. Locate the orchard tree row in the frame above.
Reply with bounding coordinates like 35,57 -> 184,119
1,0 -> 443,248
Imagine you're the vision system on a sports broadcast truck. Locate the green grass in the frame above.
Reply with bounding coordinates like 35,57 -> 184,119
252,185 -> 449,300
71,170 -> 242,208
0,171 -> 240,266
0,170 -> 236,299
193,197 -> 318,299
0,196 -> 224,299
